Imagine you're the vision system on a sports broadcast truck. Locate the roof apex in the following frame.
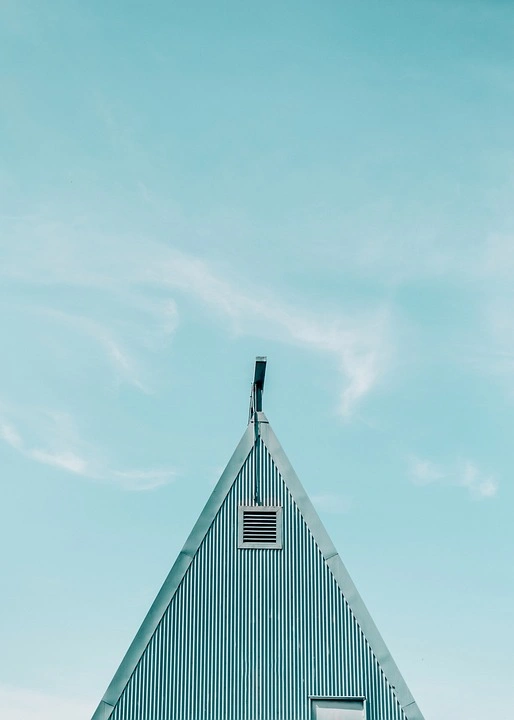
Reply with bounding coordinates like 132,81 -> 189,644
91,364 -> 425,720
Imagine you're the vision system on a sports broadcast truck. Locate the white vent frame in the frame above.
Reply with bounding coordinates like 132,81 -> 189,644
238,505 -> 282,549
310,696 -> 366,720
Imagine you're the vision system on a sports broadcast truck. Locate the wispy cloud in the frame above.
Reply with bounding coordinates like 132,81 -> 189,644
35,303 -> 179,393
30,448 -> 89,474
409,456 -> 498,500
0,421 -> 23,449
1,221 -> 390,415
111,468 -> 177,491
409,457 -> 445,485
459,461 -> 498,499
0,411 -> 176,491
143,248 -> 392,415
107,466 -> 176,491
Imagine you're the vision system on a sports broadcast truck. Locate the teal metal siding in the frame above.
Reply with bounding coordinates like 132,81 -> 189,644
110,440 -> 406,720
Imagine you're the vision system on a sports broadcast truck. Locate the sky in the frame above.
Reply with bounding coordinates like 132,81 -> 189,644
1,1 -> 513,719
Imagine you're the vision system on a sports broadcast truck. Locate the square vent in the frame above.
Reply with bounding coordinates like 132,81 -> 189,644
238,506 -> 282,549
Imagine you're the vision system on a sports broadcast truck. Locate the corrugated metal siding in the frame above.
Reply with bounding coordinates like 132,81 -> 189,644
111,439 -> 406,720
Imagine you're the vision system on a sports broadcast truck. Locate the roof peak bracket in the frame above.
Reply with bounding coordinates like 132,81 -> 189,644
249,356 -> 267,421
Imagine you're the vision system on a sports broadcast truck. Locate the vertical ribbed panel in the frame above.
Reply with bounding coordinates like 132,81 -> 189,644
111,440 -> 406,720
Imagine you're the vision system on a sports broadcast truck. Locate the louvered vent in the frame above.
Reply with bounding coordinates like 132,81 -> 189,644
238,506 -> 282,549
243,510 -> 276,543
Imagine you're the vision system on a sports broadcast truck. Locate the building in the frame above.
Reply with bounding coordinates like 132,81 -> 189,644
91,358 -> 425,720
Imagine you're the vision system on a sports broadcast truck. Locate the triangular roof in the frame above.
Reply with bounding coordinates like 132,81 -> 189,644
92,380 -> 425,720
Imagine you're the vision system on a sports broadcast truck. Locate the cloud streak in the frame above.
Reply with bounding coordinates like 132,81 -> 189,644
36,304 -> 177,393
140,247 -> 391,415
0,421 -> 23,449
1,221 -> 390,415
409,456 -> 498,500
0,412 -> 175,491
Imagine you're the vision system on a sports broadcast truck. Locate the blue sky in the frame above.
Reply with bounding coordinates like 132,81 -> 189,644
1,2 -> 513,718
